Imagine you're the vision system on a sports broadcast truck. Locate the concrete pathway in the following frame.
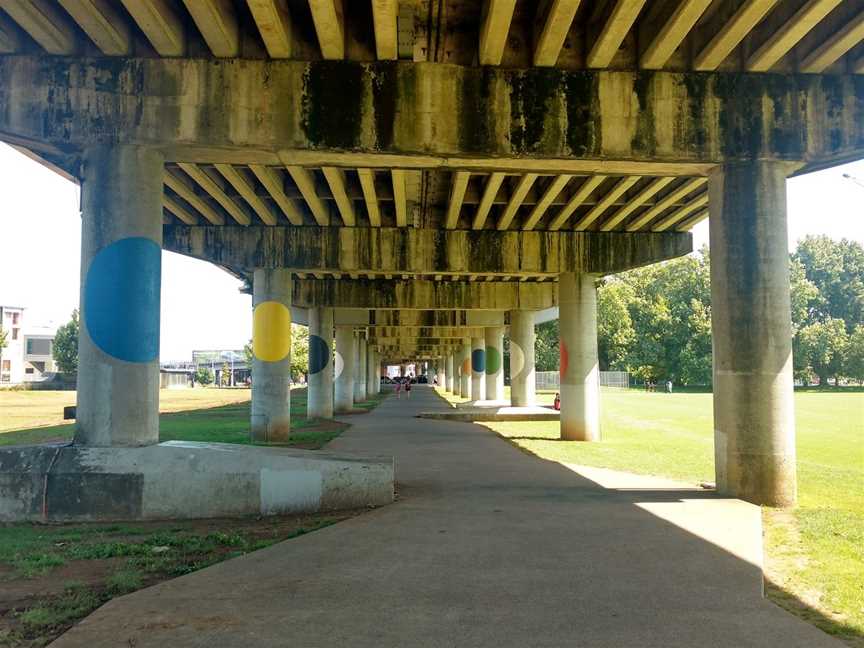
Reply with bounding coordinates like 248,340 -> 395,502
52,386 -> 841,647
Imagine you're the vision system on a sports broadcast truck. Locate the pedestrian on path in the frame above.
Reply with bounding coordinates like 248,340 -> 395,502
405,380 -> 412,399
395,380 -> 402,399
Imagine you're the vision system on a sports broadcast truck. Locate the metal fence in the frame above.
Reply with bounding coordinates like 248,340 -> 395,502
535,371 -> 629,390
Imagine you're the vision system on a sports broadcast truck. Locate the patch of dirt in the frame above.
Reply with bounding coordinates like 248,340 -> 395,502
0,510 -> 365,648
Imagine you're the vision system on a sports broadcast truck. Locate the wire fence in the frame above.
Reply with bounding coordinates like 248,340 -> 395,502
535,371 -> 629,390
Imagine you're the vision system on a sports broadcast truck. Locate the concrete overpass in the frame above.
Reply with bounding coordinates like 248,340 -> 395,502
1,0 -> 862,516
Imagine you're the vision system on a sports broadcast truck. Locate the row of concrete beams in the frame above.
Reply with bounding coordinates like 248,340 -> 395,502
162,163 -> 708,233
0,1 -> 861,74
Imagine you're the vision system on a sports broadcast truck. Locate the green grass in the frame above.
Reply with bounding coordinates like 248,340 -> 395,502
0,387 -> 388,449
482,387 -> 864,641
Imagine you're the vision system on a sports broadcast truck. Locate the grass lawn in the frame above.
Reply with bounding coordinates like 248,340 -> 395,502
0,387 -> 388,449
464,386 -> 863,644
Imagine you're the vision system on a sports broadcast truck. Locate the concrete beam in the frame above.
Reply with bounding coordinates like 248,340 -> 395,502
640,0 -> 711,70
479,0 -> 517,66
587,0 -> 647,69
58,0 -> 131,55
5,59 -> 864,169
286,166 -> 329,225
357,168 -> 381,227
162,226 -> 691,277
180,0 -> 239,57
801,9 -> 864,73
391,169 -> 407,227
694,0 -> 779,71
574,176 -> 641,231
308,0 -> 344,60
322,166 -> 357,226
371,0 -> 397,61
626,178 -> 707,231
119,0 -> 184,57
548,176 -> 605,231
0,0 -> 76,54
534,0 -> 581,66
0,12 -> 21,53
177,163 -> 250,225
163,170 -> 225,225
498,174 -> 537,230
472,172 -> 505,230
747,0 -> 841,72
291,279 -> 557,310
247,0 -> 292,59
215,163 -> 277,225
249,164 -> 304,225
445,171 -> 470,229
522,174 -> 571,230
599,177 -> 675,231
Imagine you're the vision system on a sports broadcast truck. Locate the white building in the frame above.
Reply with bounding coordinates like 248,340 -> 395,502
0,306 -> 56,384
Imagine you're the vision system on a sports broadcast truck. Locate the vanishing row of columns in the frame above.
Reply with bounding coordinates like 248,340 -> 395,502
74,145 -> 796,507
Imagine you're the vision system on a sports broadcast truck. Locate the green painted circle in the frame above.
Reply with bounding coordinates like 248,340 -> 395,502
485,346 -> 501,374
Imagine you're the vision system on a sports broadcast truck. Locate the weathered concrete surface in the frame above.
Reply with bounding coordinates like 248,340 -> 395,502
3,57 -> 864,170
419,405 -> 559,422
509,310 -> 536,407
709,161 -> 797,507
75,145 -> 163,448
0,441 -> 393,522
49,388 -> 841,647
162,226 -> 693,277
334,326 -> 355,413
307,307 -> 334,419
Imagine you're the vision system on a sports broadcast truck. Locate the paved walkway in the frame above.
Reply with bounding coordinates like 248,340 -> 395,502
52,386 -> 840,647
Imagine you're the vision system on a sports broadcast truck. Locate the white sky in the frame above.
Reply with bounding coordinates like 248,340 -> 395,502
0,143 -> 862,361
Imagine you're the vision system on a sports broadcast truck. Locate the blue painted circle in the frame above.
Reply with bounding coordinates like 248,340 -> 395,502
308,334 -> 331,374
84,237 -> 161,363
471,349 -> 485,373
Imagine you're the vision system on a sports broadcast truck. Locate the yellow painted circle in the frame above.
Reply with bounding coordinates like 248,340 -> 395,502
253,301 -> 291,362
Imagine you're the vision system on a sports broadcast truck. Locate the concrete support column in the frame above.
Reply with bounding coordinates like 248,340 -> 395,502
307,307 -> 334,419
436,358 -> 446,388
710,161 -> 797,507
251,268 -> 293,443
354,334 -> 368,403
510,311 -> 536,407
460,340 -> 471,398
366,345 -> 377,399
334,326 -> 355,413
471,336 -> 486,401
446,354 -> 455,392
559,272 -> 600,442
76,145 -> 163,447
485,326 -> 505,401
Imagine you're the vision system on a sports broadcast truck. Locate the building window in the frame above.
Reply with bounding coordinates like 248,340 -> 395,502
11,312 -> 19,325
25,367 -> 34,374
12,329 -> 19,341
1,360 -> 9,371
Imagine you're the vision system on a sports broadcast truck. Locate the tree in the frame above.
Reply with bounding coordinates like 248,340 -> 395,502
535,320 -> 559,371
793,236 -> 864,332
220,360 -> 231,386
194,367 -> 214,385
796,317 -> 849,387
842,325 -> 864,384
0,326 -> 6,355
53,309 -> 79,375
597,279 -> 635,371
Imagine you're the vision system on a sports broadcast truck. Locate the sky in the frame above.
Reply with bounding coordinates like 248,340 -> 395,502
0,143 -> 862,361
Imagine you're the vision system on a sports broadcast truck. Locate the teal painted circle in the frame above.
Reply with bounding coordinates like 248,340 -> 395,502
471,349 -> 485,373
485,346 -> 501,374
308,335 -> 330,374
84,237 -> 161,362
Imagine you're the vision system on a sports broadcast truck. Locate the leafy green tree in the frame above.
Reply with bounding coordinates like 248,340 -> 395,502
793,236 -> 864,332
194,367 -> 214,385
0,326 -> 7,355
597,280 -> 635,370
796,317 -> 849,387
52,309 -> 79,375
220,361 -> 231,386
845,325 -> 864,384
535,320 -> 559,371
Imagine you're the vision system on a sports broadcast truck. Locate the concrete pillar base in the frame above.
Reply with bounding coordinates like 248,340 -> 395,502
0,443 -> 393,522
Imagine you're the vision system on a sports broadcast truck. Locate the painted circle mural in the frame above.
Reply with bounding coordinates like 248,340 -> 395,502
84,237 -> 161,363
485,346 -> 501,374
510,341 -> 525,377
253,301 -> 292,362
334,351 -> 345,378
308,334 -> 330,374
462,358 -> 471,375
471,348 -> 485,373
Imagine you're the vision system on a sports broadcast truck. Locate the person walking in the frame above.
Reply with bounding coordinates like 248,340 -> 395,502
405,379 -> 412,399
666,380 -> 673,394
395,379 -> 402,399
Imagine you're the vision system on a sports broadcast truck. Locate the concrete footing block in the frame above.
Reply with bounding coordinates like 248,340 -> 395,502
417,406 -> 560,422
0,441 -> 394,522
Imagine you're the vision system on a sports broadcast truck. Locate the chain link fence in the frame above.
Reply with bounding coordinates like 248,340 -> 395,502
535,371 -> 629,390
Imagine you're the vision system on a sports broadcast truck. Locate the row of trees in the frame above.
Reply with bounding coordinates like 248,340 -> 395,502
536,235 -> 864,386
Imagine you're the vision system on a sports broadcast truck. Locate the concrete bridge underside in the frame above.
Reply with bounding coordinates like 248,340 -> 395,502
2,0 -> 863,519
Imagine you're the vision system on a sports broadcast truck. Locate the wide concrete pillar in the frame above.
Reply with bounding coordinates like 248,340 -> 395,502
460,340 -> 471,398
354,334 -> 368,403
76,146 -> 163,447
485,326 -> 505,400
334,326 -> 355,413
510,311 -> 536,407
366,345 -> 377,399
446,354 -> 455,392
710,161 -> 797,507
251,268 -> 293,443
436,358 -> 446,388
471,336 -> 486,401
559,272 -> 600,442
307,307 -> 334,419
